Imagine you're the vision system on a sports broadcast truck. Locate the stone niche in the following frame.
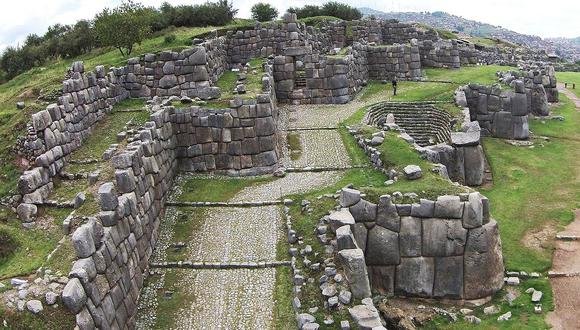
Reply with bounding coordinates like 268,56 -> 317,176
331,188 -> 504,301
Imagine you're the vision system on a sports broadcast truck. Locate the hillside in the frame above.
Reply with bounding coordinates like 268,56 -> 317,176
359,8 -> 580,61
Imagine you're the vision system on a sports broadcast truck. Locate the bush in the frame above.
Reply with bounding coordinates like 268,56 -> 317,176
164,34 -> 177,44
251,3 -> 278,22
288,2 -> 361,21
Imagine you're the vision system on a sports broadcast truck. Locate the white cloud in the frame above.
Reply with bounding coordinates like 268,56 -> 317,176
0,0 -> 578,52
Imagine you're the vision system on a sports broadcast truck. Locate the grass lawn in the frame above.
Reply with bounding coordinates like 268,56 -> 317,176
480,95 -> 580,272
174,174 -> 274,202
556,71 -> 580,98
214,58 -> 266,102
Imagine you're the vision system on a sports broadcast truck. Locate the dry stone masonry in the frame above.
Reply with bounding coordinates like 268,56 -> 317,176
333,188 -> 504,301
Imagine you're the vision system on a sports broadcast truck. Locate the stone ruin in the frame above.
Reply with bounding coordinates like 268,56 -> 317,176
332,188 -> 504,301
8,12 -> 546,328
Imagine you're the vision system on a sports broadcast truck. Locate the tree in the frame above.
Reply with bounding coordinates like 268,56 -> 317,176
251,3 -> 278,22
94,1 -> 152,56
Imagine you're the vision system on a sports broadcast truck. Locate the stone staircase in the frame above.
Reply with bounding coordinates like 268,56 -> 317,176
366,102 -> 452,146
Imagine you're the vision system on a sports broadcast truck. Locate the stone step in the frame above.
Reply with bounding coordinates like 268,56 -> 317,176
286,165 -> 369,172
150,260 -> 292,269
548,271 -> 580,278
556,234 -> 580,241
166,200 -> 284,207
286,127 -> 338,131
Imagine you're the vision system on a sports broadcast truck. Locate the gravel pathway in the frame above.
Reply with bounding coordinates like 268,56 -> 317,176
287,130 -> 351,168
547,85 -> 580,329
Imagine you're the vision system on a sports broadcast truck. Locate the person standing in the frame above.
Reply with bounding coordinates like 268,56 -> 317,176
391,77 -> 398,96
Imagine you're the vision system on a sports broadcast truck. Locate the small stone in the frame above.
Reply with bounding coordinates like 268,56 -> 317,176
497,311 -> 512,321
384,180 -> 394,186
297,313 -> 316,328
339,290 -> 352,304
334,274 -> 343,283
16,101 -> 25,109
45,292 -> 58,305
26,300 -> 43,314
534,305 -> 542,314
294,274 -> 305,286
483,305 -> 500,315
505,291 -> 517,306
403,165 -> 422,180
293,296 -> 301,309
308,307 -> 319,314
531,290 -> 543,302
322,284 -> 337,297
465,315 -> 481,324
506,277 -> 520,285
340,320 -> 350,329
460,308 -> 473,315
525,287 -> 536,294
530,272 -> 540,278
11,279 -> 27,286
328,296 -> 339,308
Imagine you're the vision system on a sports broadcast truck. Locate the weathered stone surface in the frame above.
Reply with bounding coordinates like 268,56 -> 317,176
433,256 -> 464,298
464,220 -> 505,299
376,195 -> 400,232
329,208 -> 355,232
339,188 -> 361,207
403,165 -> 422,180
399,216 -> 422,257
72,224 -> 95,258
422,218 -> 467,257
26,300 -> 43,314
349,199 -> 377,223
62,278 -> 87,314
98,182 -> 118,211
368,266 -> 395,296
463,145 -> 485,186
410,199 -> 434,218
353,223 -> 368,252
462,192 -> 483,229
17,203 -> 37,222
337,225 -> 358,251
366,226 -> 399,265
348,304 -> 383,330
434,195 -> 463,219
338,249 -> 371,299
395,257 -> 435,297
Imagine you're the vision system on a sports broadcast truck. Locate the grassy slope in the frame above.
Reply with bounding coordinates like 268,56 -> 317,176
556,71 -> 580,98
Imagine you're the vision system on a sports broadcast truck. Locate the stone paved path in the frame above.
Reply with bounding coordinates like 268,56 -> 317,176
547,84 -> 580,330
135,99 -> 366,329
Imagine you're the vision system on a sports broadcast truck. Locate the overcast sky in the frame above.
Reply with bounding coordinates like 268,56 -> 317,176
1,0 -> 578,51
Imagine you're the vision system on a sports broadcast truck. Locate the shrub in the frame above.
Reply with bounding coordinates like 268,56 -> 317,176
251,3 -> 278,22
164,34 -> 177,44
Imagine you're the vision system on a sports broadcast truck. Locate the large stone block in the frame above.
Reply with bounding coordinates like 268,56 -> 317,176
462,192 -> 483,229
491,111 -> 513,139
395,257 -> 434,297
368,266 -> 395,296
72,224 -> 96,258
410,199 -> 435,218
434,195 -> 463,219
366,226 -> 400,265
433,256 -> 463,299
329,208 -> 355,232
511,93 -> 527,116
340,188 -> 361,207
376,195 -> 400,232
62,278 -> 87,314
422,218 -> 467,257
399,216 -> 422,257
512,115 -> 529,140
349,199 -> 377,223
463,145 -> 484,186
98,182 -> 118,211
337,225 -> 358,251
464,220 -> 504,299
338,249 -> 372,299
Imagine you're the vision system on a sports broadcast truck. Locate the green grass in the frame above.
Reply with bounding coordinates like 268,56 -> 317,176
556,71 -> 580,98
0,210 -> 64,279
51,178 -> 89,202
480,96 -> 580,272
287,132 -> 303,161
151,269 -> 193,329
298,16 -> 343,28
175,175 -> 274,202
0,303 -> 76,329
426,278 -> 554,329
214,57 -> 265,101
165,208 -> 205,261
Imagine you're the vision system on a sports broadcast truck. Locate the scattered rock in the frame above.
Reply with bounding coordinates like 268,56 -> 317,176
506,277 -> 520,286
26,300 -> 43,314
16,101 -> 25,109
403,165 -> 422,180
465,315 -> 481,324
483,305 -> 500,315
497,311 -> 512,321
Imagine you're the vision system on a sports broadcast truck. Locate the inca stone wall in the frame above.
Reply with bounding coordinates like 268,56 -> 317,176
332,188 -> 504,300
366,41 -> 422,81
418,40 -> 461,69
123,38 -> 226,100
60,87 -> 280,328
459,82 -> 530,139
273,42 -> 369,104
18,62 -> 129,208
